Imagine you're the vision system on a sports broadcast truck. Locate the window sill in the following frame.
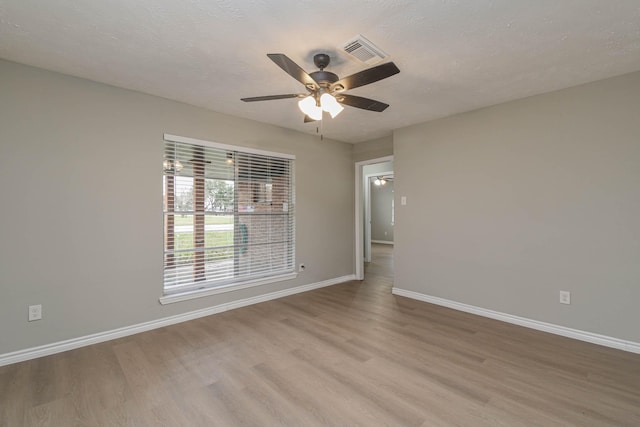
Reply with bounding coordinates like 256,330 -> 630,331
158,272 -> 298,305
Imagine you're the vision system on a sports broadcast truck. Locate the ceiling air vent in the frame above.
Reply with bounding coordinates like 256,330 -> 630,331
341,34 -> 388,65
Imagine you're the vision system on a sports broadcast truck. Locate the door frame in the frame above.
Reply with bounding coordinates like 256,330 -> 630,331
354,155 -> 394,280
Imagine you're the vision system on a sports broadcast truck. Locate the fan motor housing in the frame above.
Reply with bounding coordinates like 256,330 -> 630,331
309,71 -> 339,86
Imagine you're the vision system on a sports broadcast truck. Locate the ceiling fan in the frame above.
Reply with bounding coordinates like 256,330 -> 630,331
373,175 -> 393,186
241,53 -> 400,122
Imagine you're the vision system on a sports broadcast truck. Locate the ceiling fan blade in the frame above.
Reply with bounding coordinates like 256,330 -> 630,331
267,54 -> 319,90
241,94 -> 304,102
332,62 -> 400,91
303,115 -> 317,123
337,94 -> 389,112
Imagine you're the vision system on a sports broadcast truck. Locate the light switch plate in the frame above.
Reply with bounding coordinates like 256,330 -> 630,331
29,304 -> 42,321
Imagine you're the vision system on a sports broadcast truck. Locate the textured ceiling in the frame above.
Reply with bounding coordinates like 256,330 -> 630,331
1,1 -> 639,143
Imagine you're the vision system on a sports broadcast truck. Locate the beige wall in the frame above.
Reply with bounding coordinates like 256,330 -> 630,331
371,181 -> 394,242
353,135 -> 393,162
394,71 -> 640,342
0,59 -> 354,355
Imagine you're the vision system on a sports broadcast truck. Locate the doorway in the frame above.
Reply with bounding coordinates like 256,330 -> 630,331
354,156 -> 394,280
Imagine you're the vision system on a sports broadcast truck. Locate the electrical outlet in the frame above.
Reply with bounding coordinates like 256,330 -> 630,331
299,264 -> 306,272
559,291 -> 571,305
28,304 -> 42,321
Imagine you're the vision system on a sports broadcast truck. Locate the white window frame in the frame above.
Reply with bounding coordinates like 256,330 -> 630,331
160,134 -> 296,304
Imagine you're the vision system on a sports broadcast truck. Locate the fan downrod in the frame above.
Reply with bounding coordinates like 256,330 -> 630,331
309,53 -> 338,87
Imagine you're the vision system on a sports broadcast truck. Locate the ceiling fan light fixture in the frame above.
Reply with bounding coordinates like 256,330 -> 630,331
374,177 -> 386,186
163,159 -> 183,172
320,93 -> 344,118
298,96 -> 323,121
225,152 -> 234,165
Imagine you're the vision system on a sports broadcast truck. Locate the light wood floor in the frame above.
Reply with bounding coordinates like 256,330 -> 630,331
2,244 -> 640,426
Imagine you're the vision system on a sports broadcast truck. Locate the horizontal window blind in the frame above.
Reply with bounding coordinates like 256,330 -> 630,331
163,136 -> 295,295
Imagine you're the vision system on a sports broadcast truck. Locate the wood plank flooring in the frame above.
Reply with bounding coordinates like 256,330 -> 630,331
2,244 -> 640,426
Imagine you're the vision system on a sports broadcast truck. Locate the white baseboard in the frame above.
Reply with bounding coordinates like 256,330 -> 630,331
392,287 -> 640,354
371,240 -> 394,245
0,275 -> 356,367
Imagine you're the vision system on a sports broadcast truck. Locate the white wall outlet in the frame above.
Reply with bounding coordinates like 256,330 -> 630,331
559,291 -> 571,305
28,304 -> 42,321
401,196 -> 407,206
299,264 -> 306,272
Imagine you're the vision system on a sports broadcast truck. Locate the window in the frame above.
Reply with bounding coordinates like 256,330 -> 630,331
162,134 -> 295,301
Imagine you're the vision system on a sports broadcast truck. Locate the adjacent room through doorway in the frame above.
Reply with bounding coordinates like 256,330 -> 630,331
355,157 -> 394,281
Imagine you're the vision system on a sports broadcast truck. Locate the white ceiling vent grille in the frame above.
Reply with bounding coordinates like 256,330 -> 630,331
341,35 -> 387,65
